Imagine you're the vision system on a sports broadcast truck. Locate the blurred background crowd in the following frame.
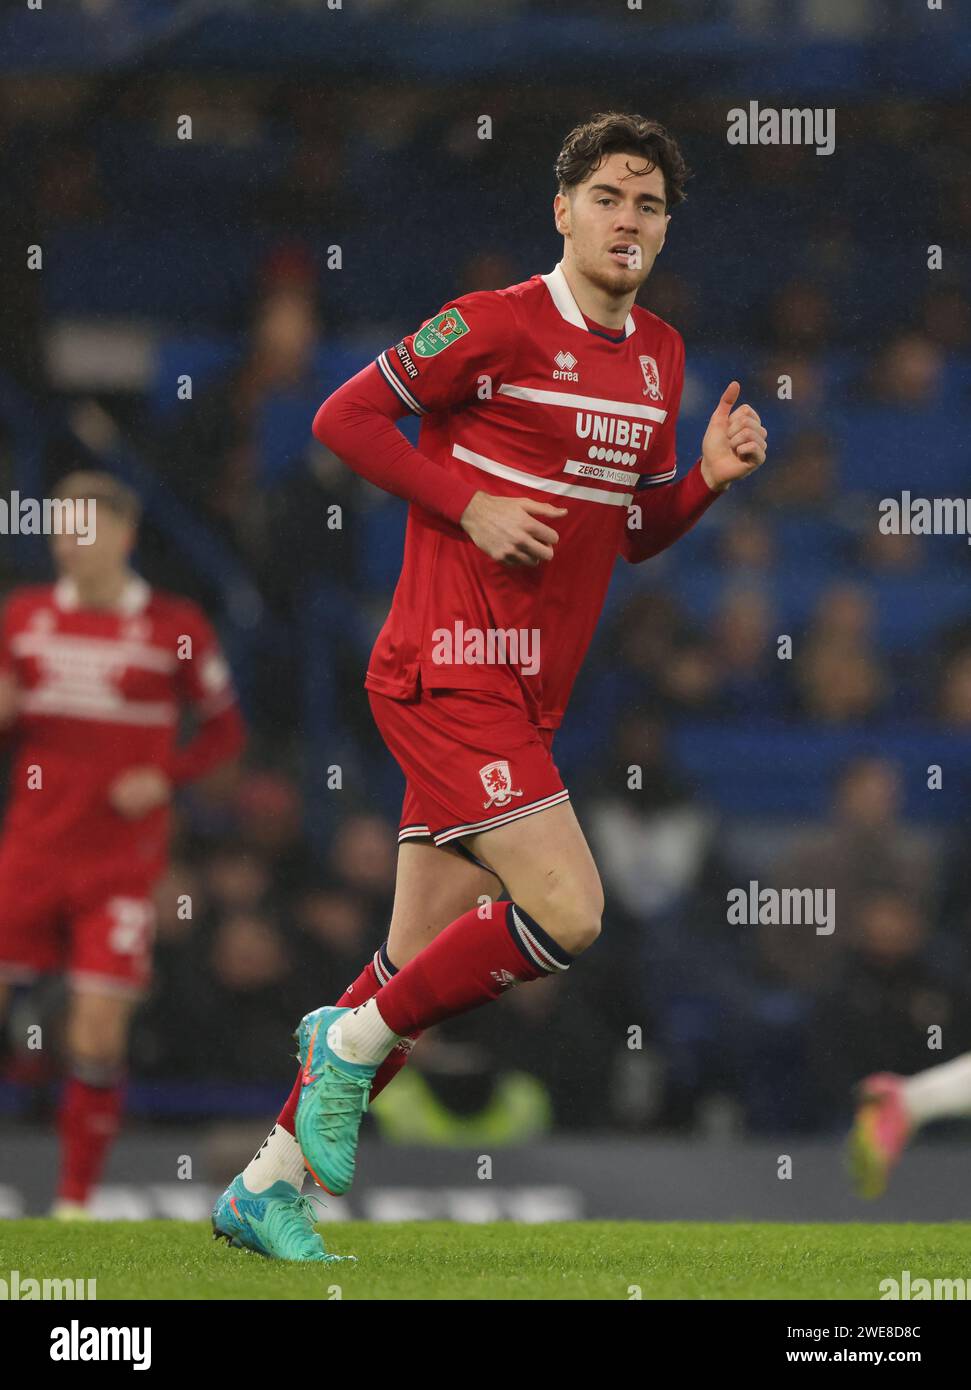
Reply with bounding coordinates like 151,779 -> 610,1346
1,0 -> 970,1143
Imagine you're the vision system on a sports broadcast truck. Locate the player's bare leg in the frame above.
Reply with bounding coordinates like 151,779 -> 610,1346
849,1052 -> 971,1198
215,838 -> 500,1258
462,799 -> 603,953
387,838 -> 503,965
295,800 -> 600,1195
366,839 -> 502,1095
259,836 -> 500,1153
52,986 -> 136,1217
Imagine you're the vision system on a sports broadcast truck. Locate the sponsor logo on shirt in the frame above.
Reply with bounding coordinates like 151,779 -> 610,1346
413,308 -> 471,357
639,355 -> 663,400
479,759 -> 524,810
552,349 -> 579,382
575,412 -> 653,451
567,459 -> 638,484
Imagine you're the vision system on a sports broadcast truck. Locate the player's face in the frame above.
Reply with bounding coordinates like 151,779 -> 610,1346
556,151 -> 670,297
50,505 -> 135,583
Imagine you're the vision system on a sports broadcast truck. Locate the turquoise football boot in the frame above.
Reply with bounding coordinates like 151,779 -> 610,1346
211,1174 -> 354,1263
294,1006 -> 376,1196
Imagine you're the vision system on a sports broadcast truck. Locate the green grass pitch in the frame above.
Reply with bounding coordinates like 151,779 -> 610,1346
3,1221 -> 970,1299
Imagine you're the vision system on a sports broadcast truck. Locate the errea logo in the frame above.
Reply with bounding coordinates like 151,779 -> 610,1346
553,350 -> 579,382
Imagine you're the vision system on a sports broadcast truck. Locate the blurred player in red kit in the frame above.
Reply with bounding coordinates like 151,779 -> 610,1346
214,112 -> 768,1261
0,471 -> 244,1215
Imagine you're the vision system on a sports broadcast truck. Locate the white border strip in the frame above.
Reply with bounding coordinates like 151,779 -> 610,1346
498,382 -> 667,423
376,352 -> 425,415
397,823 -> 431,842
21,691 -> 177,725
639,465 -> 678,486
510,904 -> 570,973
433,788 -> 570,846
10,633 -> 177,671
372,949 -> 393,986
453,444 -> 632,507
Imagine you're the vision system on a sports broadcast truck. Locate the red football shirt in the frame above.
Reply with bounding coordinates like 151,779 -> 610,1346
0,576 -> 243,867
365,263 -> 688,729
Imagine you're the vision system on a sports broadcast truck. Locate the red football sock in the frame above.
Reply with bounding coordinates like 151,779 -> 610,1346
276,1072 -> 303,1137
374,900 -> 571,1037
335,948 -> 421,1102
275,944 -> 420,1133
57,1075 -> 125,1205
369,1036 -> 419,1102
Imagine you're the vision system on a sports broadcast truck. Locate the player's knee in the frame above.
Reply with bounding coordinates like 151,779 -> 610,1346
67,1002 -> 131,1064
563,906 -> 603,954
68,1023 -> 127,1069
541,884 -> 604,955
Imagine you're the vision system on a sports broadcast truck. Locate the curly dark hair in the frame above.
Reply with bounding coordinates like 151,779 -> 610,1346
554,112 -> 690,210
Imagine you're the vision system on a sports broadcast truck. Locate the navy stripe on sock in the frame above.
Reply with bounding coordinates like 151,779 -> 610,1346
379,940 -> 398,978
505,901 -> 573,972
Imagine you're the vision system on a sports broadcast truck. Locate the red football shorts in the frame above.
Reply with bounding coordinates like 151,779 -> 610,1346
368,686 -> 569,852
0,843 -> 157,997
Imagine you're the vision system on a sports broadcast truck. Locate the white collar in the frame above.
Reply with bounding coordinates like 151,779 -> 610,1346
541,261 -> 636,338
54,575 -> 151,616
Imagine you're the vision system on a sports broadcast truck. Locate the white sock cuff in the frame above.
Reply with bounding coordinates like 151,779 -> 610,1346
242,1123 -> 306,1193
328,999 -> 399,1066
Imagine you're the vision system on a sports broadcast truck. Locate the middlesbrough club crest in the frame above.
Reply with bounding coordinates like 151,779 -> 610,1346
479,759 -> 523,809
639,355 -> 663,400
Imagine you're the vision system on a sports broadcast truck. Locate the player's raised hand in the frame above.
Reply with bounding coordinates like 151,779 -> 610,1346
108,766 -> 172,819
701,381 -> 768,492
460,492 -> 568,567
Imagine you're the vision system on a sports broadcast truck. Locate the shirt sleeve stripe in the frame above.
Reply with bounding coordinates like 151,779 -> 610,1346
376,352 -> 427,415
637,466 -> 678,488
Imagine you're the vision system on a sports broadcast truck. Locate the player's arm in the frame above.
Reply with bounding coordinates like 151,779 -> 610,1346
109,612 -> 244,819
169,613 -> 244,786
621,459 -> 721,564
0,674 -> 18,731
0,599 -> 22,733
622,380 -> 768,564
312,296 -> 566,568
